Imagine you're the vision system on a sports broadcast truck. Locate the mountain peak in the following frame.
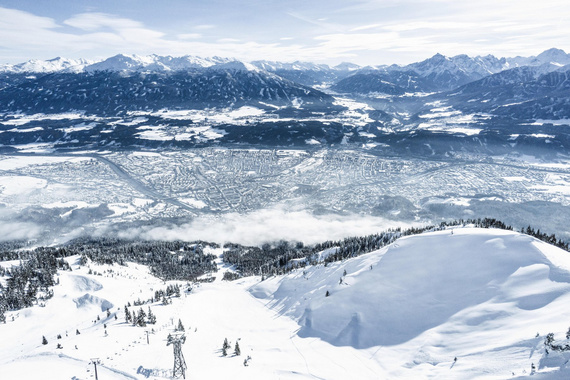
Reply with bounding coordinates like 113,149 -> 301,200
536,48 -> 570,65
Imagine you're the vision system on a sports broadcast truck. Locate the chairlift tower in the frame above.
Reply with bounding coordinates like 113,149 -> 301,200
89,358 -> 100,380
167,333 -> 187,379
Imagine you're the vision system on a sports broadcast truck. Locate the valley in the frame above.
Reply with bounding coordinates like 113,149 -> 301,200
1,47 -> 570,379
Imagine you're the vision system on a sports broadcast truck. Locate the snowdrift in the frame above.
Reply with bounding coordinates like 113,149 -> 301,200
73,293 -> 113,312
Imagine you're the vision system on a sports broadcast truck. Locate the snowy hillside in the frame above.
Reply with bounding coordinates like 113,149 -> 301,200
251,228 -> 570,378
1,227 -> 570,379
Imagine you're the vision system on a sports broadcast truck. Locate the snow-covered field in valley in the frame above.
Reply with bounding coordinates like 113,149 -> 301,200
2,228 -> 570,379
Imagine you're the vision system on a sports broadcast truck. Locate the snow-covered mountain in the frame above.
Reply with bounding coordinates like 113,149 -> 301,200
0,57 -> 94,74
419,64 -> 570,120
333,48 -> 570,94
250,60 -> 354,86
83,54 -> 231,73
0,65 -> 333,115
2,227 -> 570,379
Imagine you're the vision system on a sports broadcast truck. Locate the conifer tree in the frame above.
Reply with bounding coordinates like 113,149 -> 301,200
147,307 -> 156,324
136,308 -> 146,327
0,305 -> 5,324
42,336 -> 48,345
222,338 -> 229,356
234,341 -> 241,356
176,319 -> 185,332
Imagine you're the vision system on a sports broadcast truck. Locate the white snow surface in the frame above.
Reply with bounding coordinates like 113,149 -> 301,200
1,228 -> 570,379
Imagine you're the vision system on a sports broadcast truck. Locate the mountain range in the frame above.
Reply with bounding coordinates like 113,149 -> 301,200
0,49 -> 569,154
0,49 -> 568,111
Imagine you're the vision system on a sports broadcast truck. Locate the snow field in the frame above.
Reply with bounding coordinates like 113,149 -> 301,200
251,228 -> 570,378
2,228 -> 570,378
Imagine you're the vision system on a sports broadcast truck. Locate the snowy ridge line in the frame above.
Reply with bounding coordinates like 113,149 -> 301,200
2,216 -> 570,322
0,217 -> 564,318
222,217 -> 569,277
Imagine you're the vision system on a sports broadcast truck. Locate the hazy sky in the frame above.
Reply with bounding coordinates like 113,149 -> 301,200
0,0 -> 569,65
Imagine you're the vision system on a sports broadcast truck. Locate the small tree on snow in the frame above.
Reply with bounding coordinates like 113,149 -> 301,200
545,333 -> 555,347
42,336 -> 48,345
124,305 -> 131,323
176,319 -> 185,332
234,341 -> 241,356
222,338 -> 229,356
566,327 -> 570,340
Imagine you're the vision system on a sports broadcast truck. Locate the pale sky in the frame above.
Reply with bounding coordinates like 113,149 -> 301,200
0,0 -> 569,65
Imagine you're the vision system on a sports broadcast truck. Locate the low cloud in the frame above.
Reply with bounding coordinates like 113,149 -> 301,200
114,207 -> 417,246
0,221 -> 41,242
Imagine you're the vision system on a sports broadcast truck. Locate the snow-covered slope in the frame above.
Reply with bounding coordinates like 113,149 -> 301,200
1,228 -> 570,379
251,228 -> 570,378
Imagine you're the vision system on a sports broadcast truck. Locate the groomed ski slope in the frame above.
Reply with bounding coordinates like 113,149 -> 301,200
2,227 -> 570,379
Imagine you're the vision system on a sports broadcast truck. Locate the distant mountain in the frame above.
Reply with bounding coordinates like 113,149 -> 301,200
1,49 -> 569,120
414,64 -> 570,121
0,68 -> 333,115
331,72 -> 408,95
83,54 -> 231,73
332,49 -> 570,95
332,53 -> 501,94
332,68 -> 430,93
250,60 -> 355,86
0,57 -> 93,74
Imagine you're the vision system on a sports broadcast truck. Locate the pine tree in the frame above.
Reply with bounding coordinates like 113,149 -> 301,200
234,341 -> 241,356
176,319 -> 185,332
222,338 -> 229,356
124,305 -> 131,323
136,308 -> 146,327
76,329 -> 80,335
566,327 -> 570,340
42,336 -> 48,345
147,307 -> 156,324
